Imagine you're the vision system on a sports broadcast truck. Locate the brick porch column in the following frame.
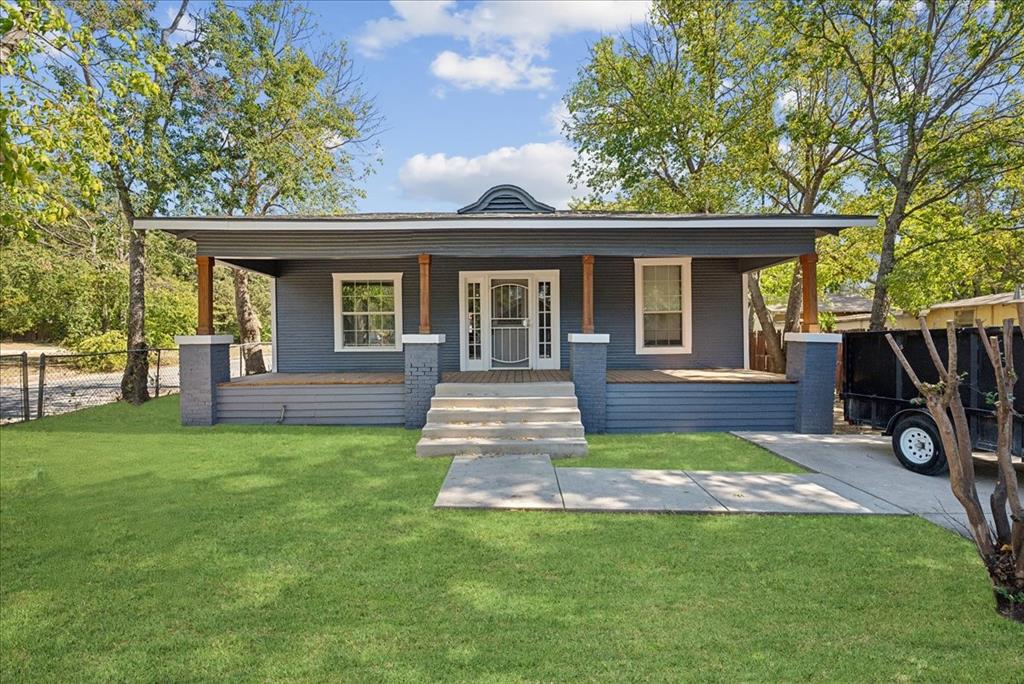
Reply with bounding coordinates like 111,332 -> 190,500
403,334 -> 445,429
175,335 -> 232,426
569,333 -> 609,433
784,332 -> 842,434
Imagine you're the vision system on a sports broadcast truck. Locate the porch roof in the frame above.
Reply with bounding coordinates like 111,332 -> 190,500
136,211 -> 876,236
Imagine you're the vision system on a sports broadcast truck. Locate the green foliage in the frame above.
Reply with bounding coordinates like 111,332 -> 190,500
68,331 -> 127,371
146,278 -> 197,349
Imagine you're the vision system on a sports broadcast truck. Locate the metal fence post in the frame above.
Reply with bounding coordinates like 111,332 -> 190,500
155,349 -> 162,398
20,351 -> 30,421
36,353 -> 46,419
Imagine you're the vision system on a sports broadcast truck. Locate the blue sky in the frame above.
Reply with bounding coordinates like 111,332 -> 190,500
266,1 -> 650,213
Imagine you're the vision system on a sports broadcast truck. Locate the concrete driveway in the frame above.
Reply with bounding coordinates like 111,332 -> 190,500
734,432 -> 1000,536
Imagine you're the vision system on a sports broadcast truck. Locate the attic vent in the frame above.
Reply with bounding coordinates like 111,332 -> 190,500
458,184 -> 555,214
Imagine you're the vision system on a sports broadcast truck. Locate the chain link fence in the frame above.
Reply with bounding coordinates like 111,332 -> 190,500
0,343 -> 271,424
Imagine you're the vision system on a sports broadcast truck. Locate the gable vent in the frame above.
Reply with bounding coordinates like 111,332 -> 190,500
458,184 -> 556,214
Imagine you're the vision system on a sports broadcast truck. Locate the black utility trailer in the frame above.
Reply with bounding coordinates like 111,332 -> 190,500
841,327 -> 1023,475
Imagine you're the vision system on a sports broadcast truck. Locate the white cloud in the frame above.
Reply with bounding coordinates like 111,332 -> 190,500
430,51 -> 554,91
398,141 -> 576,208
358,1 -> 650,91
358,1 -> 650,56
546,100 -> 571,136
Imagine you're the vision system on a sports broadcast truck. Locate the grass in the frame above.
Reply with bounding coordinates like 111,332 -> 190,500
563,432 -> 805,471
1,398 -> 1021,682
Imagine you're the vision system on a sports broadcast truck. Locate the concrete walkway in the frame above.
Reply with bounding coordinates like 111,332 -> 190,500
434,455 -> 905,515
734,432 -> 999,535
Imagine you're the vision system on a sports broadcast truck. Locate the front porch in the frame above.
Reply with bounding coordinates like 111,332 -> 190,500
220,367 -> 793,386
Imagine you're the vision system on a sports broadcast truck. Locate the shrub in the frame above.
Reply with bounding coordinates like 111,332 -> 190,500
68,332 -> 128,372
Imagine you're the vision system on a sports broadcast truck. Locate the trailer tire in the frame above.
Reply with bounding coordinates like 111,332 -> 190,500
891,415 -> 948,475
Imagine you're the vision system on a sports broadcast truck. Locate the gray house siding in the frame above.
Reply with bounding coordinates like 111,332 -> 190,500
217,384 -> 405,425
274,256 -> 743,373
605,383 -> 797,432
196,227 -> 815,260
597,257 -> 745,369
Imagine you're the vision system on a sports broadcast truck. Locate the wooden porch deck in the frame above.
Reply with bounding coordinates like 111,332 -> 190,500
222,368 -> 790,386
223,372 -> 404,387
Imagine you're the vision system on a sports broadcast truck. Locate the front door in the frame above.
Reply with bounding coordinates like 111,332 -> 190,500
459,270 -> 560,371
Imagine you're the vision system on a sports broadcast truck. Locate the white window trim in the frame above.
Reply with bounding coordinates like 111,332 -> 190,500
634,257 -> 693,355
332,272 -> 404,352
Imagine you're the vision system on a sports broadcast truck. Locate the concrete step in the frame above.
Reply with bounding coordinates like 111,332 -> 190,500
433,382 -> 576,398
416,436 -> 588,458
431,395 -> 578,409
421,421 -> 585,439
425,407 -> 582,424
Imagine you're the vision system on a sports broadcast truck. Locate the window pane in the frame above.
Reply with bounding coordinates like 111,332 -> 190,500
643,313 -> 683,347
643,265 -> 682,312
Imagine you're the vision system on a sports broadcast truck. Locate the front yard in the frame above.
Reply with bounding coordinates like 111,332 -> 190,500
1,398 -> 1020,682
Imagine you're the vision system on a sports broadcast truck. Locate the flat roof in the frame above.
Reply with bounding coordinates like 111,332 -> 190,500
135,212 -> 878,234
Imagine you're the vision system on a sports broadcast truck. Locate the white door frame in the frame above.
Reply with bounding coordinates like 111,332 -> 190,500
458,269 -> 560,371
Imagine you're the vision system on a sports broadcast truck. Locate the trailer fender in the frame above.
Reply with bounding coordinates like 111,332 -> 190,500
883,408 -> 933,436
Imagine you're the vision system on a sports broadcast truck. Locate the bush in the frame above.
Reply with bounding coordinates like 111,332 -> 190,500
68,332 -> 128,372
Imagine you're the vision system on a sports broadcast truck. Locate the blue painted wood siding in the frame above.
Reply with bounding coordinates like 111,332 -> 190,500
195,227 -> 815,259
274,256 -> 746,372
217,383 -> 405,425
606,383 -> 797,432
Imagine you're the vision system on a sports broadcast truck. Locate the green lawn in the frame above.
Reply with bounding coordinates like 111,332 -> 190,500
1,398 -> 1020,682
565,432 -> 805,471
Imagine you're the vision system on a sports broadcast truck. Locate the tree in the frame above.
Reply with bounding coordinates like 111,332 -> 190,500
799,0 -> 1024,330
6,0 -> 211,403
886,319 -> 1023,622
740,3 -> 870,367
565,0 -> 766,214
191,0 -> 380,374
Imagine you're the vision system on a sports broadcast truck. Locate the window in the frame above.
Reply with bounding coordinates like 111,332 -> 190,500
332,273 -> 403,352
466,281 -> 482,360
634,257 -> 692,354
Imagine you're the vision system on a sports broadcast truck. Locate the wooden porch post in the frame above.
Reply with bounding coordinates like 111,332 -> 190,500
418,253 -> 431,334
197,255 -> 214,335
582,254 -> 595,334
800,252 -> 819,332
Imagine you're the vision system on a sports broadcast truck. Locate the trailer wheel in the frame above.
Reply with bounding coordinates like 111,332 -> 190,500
891,415 -> 948,475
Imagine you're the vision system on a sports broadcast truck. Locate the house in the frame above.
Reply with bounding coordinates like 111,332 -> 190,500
137,185 -> 876,455
765,293 -> 874,332
827,290 -> 1022,331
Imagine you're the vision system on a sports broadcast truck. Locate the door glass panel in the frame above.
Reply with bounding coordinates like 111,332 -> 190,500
466,281 -> 482,360
537,280 -> 552,359
490,280 -> 529,368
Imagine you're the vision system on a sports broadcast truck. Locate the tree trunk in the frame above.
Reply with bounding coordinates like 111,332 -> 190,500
868,193 -> 909,331
747,273 -> 786,371
783,263 -> 803,335
120,227 -> 150,404
232,268 -> 266,375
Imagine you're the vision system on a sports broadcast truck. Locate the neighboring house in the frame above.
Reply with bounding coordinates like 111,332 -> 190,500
138,185 -> 875,452
766,293 -> 874,332
833,290 -> 1023,331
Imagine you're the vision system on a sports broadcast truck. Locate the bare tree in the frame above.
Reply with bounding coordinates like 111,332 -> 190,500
886,319 -> 1022,621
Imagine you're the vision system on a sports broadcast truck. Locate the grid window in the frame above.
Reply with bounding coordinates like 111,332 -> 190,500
333,274 -> 403,351
538,280 -> 552,359
467,281 -> 482,360
635,258 -> 692,354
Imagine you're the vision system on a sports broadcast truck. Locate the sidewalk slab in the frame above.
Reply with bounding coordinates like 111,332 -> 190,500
687,471 -> 887,514
557,468 -> 726,513
434,455 -> 562,510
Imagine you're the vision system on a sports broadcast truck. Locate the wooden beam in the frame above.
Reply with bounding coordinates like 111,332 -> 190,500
800,252 -> 819,332
197,255 -> 214,335
582,254 -> 595,334
418,253 -> 431,334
